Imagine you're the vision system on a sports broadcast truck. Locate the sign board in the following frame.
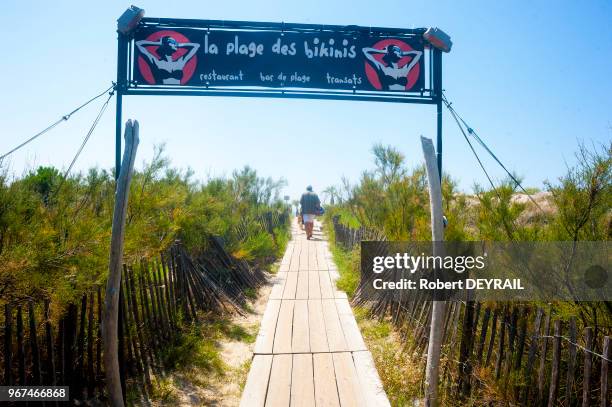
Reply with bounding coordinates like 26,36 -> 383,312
133,27 -> 425,93
120,18 -> 440,104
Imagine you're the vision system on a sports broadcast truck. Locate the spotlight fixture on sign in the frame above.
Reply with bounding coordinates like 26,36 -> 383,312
424,27 -> 452,52
117,5 -> 145,35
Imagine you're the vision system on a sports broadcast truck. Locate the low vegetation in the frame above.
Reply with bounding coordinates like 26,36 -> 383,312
0,145 -> 290,403
324,141 -> 611,405
0,145 -> 289,306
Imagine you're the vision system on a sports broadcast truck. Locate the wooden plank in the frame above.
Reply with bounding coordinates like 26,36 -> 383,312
335,299 -> 367,351
308,300 -> 329,353
292,300 -> 310,353
254,300 -> 282,354
352,351 -> 391,407
280,243 -> 294,272
537,312 -> 551,403
265,354 -> 293,407
313,353 -> 340,407
273,301 -> 295,354
243,219 -> 392,407
296,271 -> 309,300
548,319 -> 562,406
289,243 -> 301,272
322,299 -> 347,352
4,304 -> 13,385
601,336 -> 610,407
333,352 -> 366,407
581,327 -> 593,407
308,241 -> 318,270
299,242 -> 309,271
319,270 -> 335,299
283,273 -> 299,300
308,271 -> 321,299
565,317 -> 577,405
334,291 -> 348,300
291,354 -> 315,407
241,355 -> 273,407
269,272 -> 287,300
315,243 -> 328,271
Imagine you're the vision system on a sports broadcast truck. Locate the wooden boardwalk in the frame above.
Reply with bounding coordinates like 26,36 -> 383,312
240,220 -> 390,407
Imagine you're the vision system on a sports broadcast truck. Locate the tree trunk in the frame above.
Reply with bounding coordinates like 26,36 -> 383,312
102,120 -> 139,407
421,136 -> 446,407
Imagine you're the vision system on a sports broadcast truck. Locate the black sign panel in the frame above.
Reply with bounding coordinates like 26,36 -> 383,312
132,27 -> 425,93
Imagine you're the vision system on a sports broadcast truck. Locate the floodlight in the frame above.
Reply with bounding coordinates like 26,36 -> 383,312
117,5 -> 145,35
424,27 -> 452,52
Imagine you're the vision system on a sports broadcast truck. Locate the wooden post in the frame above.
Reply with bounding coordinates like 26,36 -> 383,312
4,304 -> 12,385
44,300 -> 56,386
513,309 -> 528,400
514,309 -> 528,370
117,282 -> 127,400
547,319 -> 562,407
96,287 -> 102,384
77,294 -> 87,396
601,336 -> 609,407
485,309 -> 498,366
126,267 -> 152,391
495,307 -> 507,380
476,307 -> 491,365
16,305 -> 25,385
538,312 -> 551,403
87,293 -> 95,398
160,255 -> 175,331
505,307 -> 518,377
138,272 -> 160,371
28,301 -> 42,385
457,291 -> 475,399
65,304 -> 77,398
565,317 -> 577,405
522,308 -> 543,404
421,136 -> 446,407
58,317 -> 65,385
581,327 -> 593,407
102,119 -> 139,407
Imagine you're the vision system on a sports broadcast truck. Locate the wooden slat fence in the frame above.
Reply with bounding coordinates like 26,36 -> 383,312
0,236 -> 267,404
333,218 -> 611,406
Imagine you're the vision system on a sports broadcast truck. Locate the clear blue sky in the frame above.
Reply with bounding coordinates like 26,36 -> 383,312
1,0 -> 610,201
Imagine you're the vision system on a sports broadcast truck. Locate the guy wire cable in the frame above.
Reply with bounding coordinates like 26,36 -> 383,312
442,93 -> 545,213
52,89 -> 115,199
0,83 -> 115,162
444,97 -> 502,202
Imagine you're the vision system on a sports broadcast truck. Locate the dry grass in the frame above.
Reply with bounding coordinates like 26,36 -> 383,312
147,283 -> 271,406
354,307 -> 424,406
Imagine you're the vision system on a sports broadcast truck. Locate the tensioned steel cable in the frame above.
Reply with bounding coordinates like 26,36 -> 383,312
443,96 -> 502,202
442,93 -> 545,213
52,89 -> 115,198
0,83 -> 115,162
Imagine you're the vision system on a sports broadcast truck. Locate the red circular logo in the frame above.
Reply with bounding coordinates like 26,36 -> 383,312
137,30 -> 198,85
364,39 -> 421,91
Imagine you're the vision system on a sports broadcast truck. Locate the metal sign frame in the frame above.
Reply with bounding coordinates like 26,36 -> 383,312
115,17 -> 444,179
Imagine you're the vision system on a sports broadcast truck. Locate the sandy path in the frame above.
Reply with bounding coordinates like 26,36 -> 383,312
155,281 -> 273,406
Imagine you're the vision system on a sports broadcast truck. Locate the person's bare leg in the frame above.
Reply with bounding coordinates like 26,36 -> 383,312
306,222 -> 313,239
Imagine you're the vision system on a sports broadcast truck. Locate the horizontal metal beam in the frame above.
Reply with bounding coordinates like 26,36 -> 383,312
139,17 -> 426,37
123,88 -> 437,104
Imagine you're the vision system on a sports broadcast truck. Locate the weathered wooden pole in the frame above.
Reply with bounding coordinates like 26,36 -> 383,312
103,120 -> 139,407
421,136 -> 446,407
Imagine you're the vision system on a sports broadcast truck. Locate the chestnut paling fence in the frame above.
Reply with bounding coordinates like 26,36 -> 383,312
331,216 -> 611,406
0,210 -> 288,404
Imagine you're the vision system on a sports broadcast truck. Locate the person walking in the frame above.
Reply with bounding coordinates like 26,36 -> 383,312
300,185 -> 321,240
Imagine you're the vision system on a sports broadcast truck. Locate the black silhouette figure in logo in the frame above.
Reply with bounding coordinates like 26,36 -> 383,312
363,44 -> 422,91
136,36 -> 200,85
